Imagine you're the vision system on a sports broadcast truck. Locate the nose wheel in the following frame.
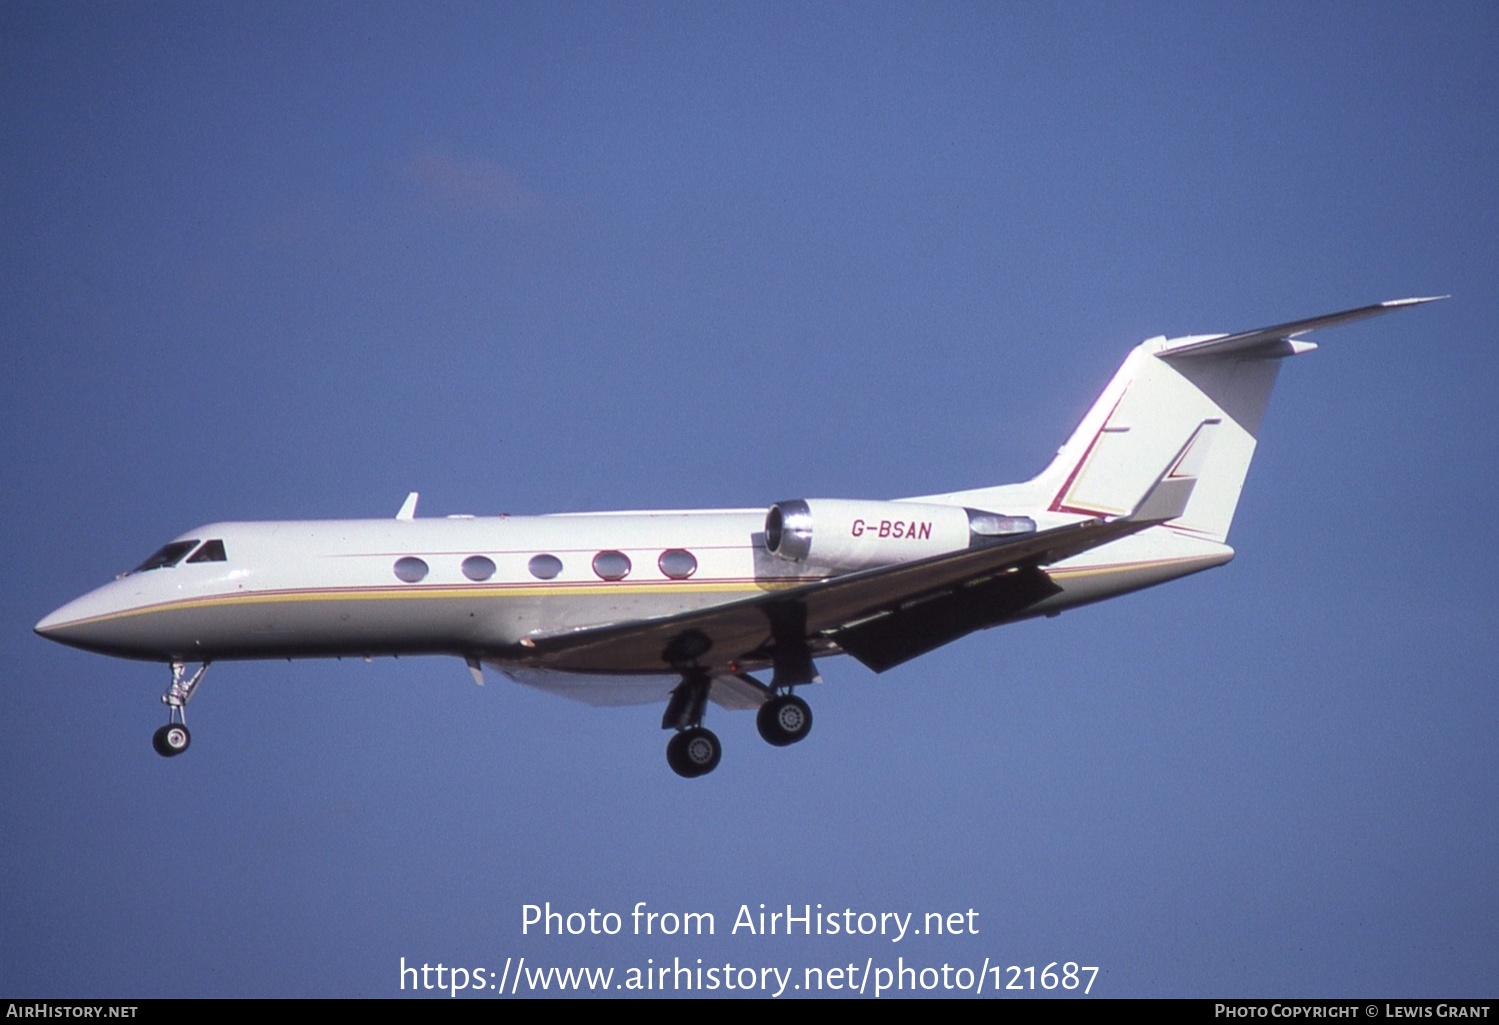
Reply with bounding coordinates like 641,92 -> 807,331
154,661 -> 209,759
152,723 -> 191,757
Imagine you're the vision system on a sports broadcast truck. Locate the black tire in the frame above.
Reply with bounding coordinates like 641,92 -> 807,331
152,723 -> 191,758
757,695 -> 813,747
666,726 -> 722,778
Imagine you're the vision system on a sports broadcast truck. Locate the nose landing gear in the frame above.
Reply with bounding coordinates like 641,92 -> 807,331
154,661 -> 209,759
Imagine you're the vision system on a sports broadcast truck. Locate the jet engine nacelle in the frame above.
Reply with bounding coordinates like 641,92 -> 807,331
764,499 -> 1035,573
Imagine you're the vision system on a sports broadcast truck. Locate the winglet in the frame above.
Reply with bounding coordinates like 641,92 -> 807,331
1126,420 -> 1221,524
396,492 -> 419,521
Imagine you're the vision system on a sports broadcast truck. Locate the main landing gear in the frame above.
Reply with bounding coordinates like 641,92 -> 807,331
756,693 -> 813,747
153,661 -> 209,759
666,727 -> 722,778
662,669 -> 720,779
661,670 -> 814,778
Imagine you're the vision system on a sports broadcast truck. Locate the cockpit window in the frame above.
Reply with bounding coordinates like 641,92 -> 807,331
132,540 -> 200,573
186,539 -> 227,563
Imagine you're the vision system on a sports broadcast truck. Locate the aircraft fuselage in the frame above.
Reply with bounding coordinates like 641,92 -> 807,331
37,507 -> 1230,668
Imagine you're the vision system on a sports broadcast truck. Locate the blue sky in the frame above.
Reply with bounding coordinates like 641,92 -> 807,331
3,2 -> 1496,998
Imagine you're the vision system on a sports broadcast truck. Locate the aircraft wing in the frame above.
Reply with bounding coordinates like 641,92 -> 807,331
509,457 -> 1198,679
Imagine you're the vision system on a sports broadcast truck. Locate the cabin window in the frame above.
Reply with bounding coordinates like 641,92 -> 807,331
658,549 -> 698,580
528,554 -> 563,580
592,550 -> 631,581
186,539 -> 228,563
462,555 -> 496,581
393,557 -> 429,583
132,540 -> 199,573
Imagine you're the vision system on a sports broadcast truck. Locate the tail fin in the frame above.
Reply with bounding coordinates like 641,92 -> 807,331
1035,337 -> 1282,543
932,297 -> 1444,544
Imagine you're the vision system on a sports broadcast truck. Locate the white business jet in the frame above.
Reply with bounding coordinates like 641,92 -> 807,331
35,298 -> 1441,777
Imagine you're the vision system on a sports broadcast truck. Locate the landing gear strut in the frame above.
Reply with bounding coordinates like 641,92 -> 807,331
154,661 -> 209,758
662,669 -> 722,778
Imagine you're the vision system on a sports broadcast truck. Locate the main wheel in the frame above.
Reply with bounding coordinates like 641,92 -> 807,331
757,694 -> 812,747
152,723 -> 191,758
666,726 -> 722,778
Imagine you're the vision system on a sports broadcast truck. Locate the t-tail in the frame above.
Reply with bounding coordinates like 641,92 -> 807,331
929,297 -> 1445,545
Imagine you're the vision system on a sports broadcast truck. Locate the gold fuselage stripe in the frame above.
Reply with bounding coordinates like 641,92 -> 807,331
55,578 -> 788,628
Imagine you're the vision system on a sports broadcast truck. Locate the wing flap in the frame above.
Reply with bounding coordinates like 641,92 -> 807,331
830,563 -> 1062,672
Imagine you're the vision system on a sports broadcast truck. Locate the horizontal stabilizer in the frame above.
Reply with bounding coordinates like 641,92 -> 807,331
1158,296 -> 1447,360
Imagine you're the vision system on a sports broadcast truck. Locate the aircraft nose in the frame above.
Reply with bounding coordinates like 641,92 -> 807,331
34,586 -> 145,656
35,598 -> 89,637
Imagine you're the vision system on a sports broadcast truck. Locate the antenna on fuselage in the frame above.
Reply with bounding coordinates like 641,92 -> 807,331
395,492 -> 419,520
